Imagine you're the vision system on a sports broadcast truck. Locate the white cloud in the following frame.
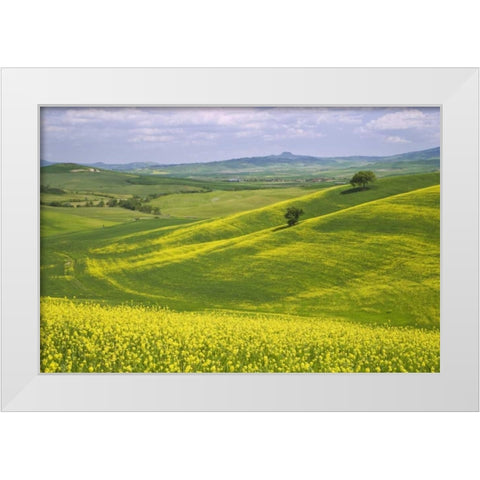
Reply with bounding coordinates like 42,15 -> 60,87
312,109 -> 364,125
49,107 -> 360,133
129,134 -> 176,143
130,127 -> 184,135
62,108 -> 146,125
364,109 -> 437,131
190,131 -> 219,140
263,130 -> 326,141
384,135 -> 410,144
42,125 -> 69,133
41,107 -> 440,164
354,109 -> 440,148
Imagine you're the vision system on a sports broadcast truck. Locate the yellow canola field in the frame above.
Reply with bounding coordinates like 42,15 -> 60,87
41,297 -> 439,373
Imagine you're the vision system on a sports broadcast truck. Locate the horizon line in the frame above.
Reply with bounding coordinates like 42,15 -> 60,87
41,145 -> 441,167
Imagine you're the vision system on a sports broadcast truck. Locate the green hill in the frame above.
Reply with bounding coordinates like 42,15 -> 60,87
75,172 -> 438,255
40,162 -> 300,196
41,172 -> 439,329
41,162 -> 213,195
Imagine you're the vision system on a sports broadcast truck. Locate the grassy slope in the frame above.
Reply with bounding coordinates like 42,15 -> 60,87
41,164 -> 299,195
41,172 -> 439,328
84,185 -> 439,327
78,172 -> 439,255
148,187 -> 309,219
41,166 -> 209,195
41,206 -> 163,236
40,186 -> 324,236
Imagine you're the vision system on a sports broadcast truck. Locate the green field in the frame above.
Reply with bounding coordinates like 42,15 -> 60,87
40,166 -> 440,373
41,162 -> 301,195
41,165 -> 209,195
148,187 -> 310,219
41,206 -> 160,236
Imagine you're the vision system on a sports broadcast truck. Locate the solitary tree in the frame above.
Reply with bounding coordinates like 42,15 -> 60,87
350,170 -> 376,190
285,206 -> 304,226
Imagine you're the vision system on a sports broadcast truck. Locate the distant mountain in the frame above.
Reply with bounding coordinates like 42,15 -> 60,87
153,146 -> 439,170
210,151 -> 343,167
42,147 -> 440,179
40,159 -> 52,167
139,147 -> 440,177
89,161 -> 157,171
379,147 -> 440,162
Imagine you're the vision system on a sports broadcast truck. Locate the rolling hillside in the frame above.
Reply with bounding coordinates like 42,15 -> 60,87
41,172 -> 439,329
40,163 -> 212,195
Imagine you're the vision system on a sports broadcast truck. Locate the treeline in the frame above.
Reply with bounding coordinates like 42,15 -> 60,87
106,197 -> 160,215
40,185 -> 66,194
41,195 -> 161,215
41,200 -> 74,207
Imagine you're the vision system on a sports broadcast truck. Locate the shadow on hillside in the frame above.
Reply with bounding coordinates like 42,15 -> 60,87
272,225 -> 294,232
340,186 -> 371,195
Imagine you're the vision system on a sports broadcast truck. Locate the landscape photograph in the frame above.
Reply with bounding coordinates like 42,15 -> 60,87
40,106 -> 440,373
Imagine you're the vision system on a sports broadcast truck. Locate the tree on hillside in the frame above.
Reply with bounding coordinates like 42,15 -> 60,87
350,171 -> 376,190
285,206 -> 304,227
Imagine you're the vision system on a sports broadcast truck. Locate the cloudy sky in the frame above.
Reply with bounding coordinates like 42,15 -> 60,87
40,107 -> 440,165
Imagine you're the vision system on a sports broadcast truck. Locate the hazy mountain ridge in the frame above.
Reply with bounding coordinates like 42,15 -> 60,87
41,147 -> 438,169
196,147 -> 440,167
41,147 -> 440,179
151,147 -> 440,178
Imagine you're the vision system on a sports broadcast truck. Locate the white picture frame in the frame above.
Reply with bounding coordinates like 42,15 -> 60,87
1,68 -> 478,411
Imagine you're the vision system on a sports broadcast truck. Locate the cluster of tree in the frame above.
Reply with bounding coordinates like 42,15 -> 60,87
284,206 -> 304,226
106,197 -> 160,215
41,193 -> 159,215
41,200 -> 74,207
116,197 -> 141,210
349,171 -> 376,189
138,204 -> 161,215
178,189 -> 210,194
145,193 -> 167,200
40,185 -> 66,194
